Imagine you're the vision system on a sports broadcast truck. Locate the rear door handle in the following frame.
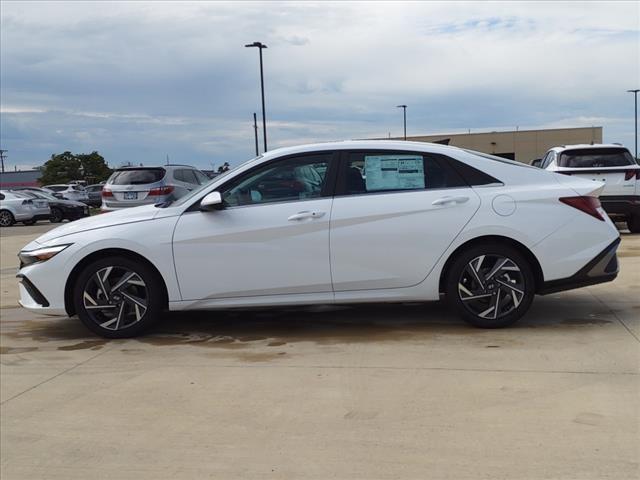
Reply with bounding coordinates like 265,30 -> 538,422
432,196 -> 469,206
287,211 -> 326,221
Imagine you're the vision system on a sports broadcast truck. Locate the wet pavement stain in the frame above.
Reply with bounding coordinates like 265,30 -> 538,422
57,340 -> 106,351
0,346 -> 38,355
560,318 -> 612,326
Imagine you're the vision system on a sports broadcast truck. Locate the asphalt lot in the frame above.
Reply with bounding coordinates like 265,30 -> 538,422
0,222 -> 638,479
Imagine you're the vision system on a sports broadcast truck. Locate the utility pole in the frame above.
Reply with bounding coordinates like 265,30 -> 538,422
253,113 -> 259,156
245,42 -> 268,152
396,105 -> 407,140
628,89 -> 639,160
0,150 -> 7,173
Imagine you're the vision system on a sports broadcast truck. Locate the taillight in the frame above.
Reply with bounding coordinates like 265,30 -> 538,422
559,196 -> 605,221
148,186 -> 174,196
102,188 -> 113,197
624,169 -> 640,181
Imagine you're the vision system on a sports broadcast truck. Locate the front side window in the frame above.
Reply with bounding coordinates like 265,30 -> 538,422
222,154 -> 332,207
343,152 -> 465,195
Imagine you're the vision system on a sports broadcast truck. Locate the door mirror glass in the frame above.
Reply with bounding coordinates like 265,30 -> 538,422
200,191 -> 223,211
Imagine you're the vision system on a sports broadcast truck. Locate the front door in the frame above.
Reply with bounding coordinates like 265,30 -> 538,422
172,153 -> 336,301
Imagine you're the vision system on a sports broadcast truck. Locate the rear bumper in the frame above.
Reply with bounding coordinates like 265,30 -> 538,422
539,238 -> 620,295
600,195 -> 640,217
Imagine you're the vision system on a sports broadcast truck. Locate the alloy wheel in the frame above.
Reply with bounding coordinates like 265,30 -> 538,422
457,254 -> 525,320
0,211 -> 13,227
82,266 -> 148,331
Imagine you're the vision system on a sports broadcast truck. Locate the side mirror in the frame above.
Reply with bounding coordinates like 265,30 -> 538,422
531,159 -> 542,168
200,191 -> 224,211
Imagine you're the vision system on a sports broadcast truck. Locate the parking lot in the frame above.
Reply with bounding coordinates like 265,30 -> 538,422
1,223 -> 638,479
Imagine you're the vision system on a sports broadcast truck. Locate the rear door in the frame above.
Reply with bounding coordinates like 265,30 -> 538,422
555,148 -> 639,197
329,150 -> 481,291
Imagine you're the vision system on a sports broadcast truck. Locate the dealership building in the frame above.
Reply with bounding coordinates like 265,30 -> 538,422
377,126 -> 603,164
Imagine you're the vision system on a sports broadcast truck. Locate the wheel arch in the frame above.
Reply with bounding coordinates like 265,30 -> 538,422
438,235 -> 544,294
64,248 -> 169,316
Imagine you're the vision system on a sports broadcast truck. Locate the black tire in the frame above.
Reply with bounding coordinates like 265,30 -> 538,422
445,243 -> 535,328
50,207 -> 64,223
23,219 -> 37,226
73,256 -> 165,338
0,210 -> 15,227
627,214 -> 640,234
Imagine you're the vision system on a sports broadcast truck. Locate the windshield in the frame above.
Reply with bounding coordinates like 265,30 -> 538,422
29,191 -> 58,201
108,168 -> 166,185
167,156 -> 263,208
558,148 -> 635,168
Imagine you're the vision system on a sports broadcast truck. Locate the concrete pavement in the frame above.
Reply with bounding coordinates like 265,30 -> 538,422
0,226 -> 638,479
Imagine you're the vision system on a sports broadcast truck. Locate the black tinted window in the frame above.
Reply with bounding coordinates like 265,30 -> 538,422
559,148 -> 635,168
109,168 -> 166,185
343,152 -> 466,195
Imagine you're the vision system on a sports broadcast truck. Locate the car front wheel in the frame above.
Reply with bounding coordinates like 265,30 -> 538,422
627,214 -> 640,234
73,256 -> 165,338
50,207 -> 63,223
445,244 -> 535,328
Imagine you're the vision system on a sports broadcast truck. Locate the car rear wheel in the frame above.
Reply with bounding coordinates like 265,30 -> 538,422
0,210 -> 15,227
50,207 -> 63,223
627,214 -> 640,234
73,256 -> 165,338
445,244 -> 535,328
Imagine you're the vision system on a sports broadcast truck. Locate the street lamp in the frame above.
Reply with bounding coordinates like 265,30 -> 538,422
628,89 -> 639,160
245,41 -> 268,152
396,105 -> 407,140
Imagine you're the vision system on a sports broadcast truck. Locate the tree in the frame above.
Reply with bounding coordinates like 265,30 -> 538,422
39,151 -> 111,185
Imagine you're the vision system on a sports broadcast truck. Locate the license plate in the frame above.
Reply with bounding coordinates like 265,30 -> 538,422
124,192 -> 138,200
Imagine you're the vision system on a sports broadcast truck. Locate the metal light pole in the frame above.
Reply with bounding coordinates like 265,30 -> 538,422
396,105 -> 407,140
0,150 -> 7,173
628,89 -> 639,160
253,112 -> 259,156
245,41 -> 268,152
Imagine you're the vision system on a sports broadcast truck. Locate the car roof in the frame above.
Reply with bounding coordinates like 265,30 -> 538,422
549,143 -> 629,152
259,140 -> 473,160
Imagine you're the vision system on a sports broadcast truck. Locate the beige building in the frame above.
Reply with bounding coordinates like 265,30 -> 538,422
379,126 -> 603,163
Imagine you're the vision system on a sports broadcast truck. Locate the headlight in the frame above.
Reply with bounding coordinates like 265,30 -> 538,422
18,244 -> 71,268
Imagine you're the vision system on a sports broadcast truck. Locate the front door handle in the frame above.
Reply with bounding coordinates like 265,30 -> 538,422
432,196 -> 470,206
287,211 -> 326,221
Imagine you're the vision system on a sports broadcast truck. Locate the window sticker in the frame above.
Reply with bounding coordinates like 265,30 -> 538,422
364,155 -> 425,191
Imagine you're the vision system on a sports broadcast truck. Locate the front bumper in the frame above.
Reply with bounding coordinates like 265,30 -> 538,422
539,238 -> 620,294
600,195 -> 640,218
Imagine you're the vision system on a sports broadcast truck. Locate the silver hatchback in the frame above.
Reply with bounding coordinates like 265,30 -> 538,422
101,165 -> 210,211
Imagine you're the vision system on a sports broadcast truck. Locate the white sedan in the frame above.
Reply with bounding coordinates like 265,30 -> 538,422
17,141 -> 620,337
0,190 -> 51,226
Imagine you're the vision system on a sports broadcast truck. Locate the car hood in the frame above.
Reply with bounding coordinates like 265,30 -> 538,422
54,199 -> 87,207
35,204 -> 162,244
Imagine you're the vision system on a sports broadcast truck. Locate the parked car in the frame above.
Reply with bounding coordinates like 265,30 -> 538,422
537,144 -> 639,232
15,189 -> 90,223
84,184 -> 104,208
101,165 -> 210,211
0,190 -> 50,226
16,141 -> 621,338
43,184 -> 90,203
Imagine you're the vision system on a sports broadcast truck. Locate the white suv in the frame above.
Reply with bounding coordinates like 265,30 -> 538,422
43,184 -> 90,203
538,144 -> 639,232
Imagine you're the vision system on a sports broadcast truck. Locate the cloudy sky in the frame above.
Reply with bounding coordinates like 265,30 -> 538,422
1,1 -> 638,170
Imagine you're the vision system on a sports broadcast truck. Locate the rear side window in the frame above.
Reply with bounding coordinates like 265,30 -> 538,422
559,148 -> 635,168
109,168 -> 166,185
341,152 -> 466,195
174,169 -> 199,184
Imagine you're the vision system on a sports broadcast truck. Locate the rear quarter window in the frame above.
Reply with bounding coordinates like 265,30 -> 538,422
559,148 -> 635,168
109,168 -> 166,185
